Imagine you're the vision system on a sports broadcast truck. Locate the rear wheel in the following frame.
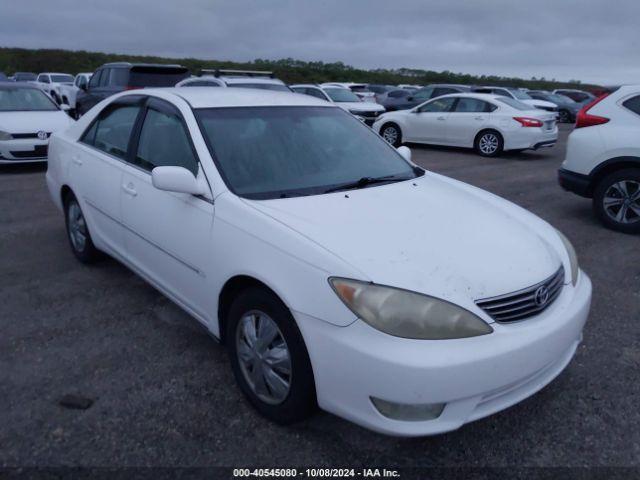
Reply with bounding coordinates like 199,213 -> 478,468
380,123 -> 402,147
474,130 -> 503,157
558,109 -> 571,123
64,193 -> 101,262
593,169 -> 640,234
226,287 -> 316,424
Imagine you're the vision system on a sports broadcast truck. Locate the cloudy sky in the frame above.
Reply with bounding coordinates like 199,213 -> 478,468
1,0 -> 637,84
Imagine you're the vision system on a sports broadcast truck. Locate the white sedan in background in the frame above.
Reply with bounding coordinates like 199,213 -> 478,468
374,93 -> 558,157
290,84 -> 385,125
46,87 -> 590,436
0,84 -> 74,163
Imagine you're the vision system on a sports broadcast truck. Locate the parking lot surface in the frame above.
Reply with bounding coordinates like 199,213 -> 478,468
1,124 -> 638,468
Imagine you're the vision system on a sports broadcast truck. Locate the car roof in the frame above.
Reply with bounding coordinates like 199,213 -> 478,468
144,87 -> 335,109
290,84 -> 321,88
39,72 -> 73,76
220,77 -> 286,85
101,62 -> 185,68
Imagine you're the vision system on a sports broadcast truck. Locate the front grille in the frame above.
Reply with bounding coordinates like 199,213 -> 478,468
475,266 -> 564,322
10,145 -> 48,158
11,132 -> 51,139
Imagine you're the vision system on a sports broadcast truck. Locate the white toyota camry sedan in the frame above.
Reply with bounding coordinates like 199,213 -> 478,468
0,84 -> 74,164
46,88 -> 591,436
373,93 -> 558,157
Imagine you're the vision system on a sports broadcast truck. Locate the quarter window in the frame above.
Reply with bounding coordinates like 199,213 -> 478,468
623,96 -> 640,116
418,97 -> 456,113
81,104 -> 141,159
135,108 -> 198,176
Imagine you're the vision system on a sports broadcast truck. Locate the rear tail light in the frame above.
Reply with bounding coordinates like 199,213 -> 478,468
125,85 -> 141,91
575,94 -> 610,128
513,117 -> 544,128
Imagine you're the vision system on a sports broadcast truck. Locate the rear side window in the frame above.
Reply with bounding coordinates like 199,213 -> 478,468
81,104 -> 141,159
135,108 -> 198,175
388,90 -> 409,98
109,68 -> 129,87
128,68 -> 189,88
305,88 -> 328,100
622,96 -> 640,116
455,98 -> 495,113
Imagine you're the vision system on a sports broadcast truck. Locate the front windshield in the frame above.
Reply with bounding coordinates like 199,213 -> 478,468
510,89 -> 532,100
496,97 -> 535,111
0,88 -> 58,111
51,75 -> 74,83
324,87 -> 361,103
196,106 -> 418,199
231,83 -> 291,92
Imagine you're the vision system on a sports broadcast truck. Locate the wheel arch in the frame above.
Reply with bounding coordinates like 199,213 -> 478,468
60,184 -> 74,206
588,156 -> 640,195
218,275 -> 289,345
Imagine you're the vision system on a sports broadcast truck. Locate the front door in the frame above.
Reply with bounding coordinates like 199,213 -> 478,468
120,98 -> 215,323
404,96 -> 456,143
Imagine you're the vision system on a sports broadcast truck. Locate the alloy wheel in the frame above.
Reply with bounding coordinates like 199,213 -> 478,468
479,133 -> 499,155
382,126 -> 398,145
235,310 -> 292,405
67,201 -> 87,252
603,180 -> 640,224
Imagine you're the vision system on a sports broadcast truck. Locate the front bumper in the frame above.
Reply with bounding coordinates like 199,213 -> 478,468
295,271 -> 591,437
558,168 -> 591,198
0,139 -> 49,163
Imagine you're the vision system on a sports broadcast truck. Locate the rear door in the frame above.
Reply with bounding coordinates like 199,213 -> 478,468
71,96 -> 144,254
404,96 -> 456,143
120,97 -> 214,321
447,97 -> 496,147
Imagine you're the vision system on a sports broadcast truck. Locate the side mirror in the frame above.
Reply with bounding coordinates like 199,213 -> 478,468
397,146 -> 412,163
151,166 -> 206,195
80,83 -> 88,92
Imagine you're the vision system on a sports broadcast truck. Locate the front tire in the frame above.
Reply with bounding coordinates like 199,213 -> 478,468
592,169 -> 640,234
474,130 -> 504,157
64,193 -> 101,262
226,287 -> 317,424
380,123 -> 402,147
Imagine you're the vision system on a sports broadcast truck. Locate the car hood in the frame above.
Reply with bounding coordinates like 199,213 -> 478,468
522,99 -> 557,109
337,102 -> 385,112
0,111 -> 73,134
247,173 -> 562,313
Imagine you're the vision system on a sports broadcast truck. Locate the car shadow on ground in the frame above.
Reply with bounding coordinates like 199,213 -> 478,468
404,142 -> 557,162
0,163 -> 47,174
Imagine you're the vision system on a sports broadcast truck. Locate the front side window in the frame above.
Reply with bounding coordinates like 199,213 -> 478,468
81,104 -> 140,159
454,98 -> 494,113
98,69 -> 111,87
135,108 -> 198,176
324,87 -> 361,103
89,70 -> 102,88
418,97 -> 456,113
0,88 -> 59,111
196,106 -> 418,199
510,89 -> 532,100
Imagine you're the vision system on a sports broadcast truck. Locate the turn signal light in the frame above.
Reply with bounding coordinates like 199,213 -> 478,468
513,117 -> 543,127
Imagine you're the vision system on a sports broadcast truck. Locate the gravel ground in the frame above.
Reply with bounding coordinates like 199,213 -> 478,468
1,124 -> 638,469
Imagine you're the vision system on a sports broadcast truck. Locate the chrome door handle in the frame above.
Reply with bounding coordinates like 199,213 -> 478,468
72,156 -> 82,166
437,116 -> 446,121
474,116 -> 485,120
122,183 -> 137,197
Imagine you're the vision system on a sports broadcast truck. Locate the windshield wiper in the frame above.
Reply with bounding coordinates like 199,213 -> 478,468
323,174 -> 413,194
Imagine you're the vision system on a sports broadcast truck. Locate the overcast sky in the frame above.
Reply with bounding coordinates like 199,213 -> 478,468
1,0 -> 637,85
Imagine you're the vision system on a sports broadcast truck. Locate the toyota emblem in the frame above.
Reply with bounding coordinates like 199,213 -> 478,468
37,131 -> 48,140
534,285 -> 550,307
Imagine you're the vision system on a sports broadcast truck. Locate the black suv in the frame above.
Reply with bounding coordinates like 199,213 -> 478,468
76,63 -> 190,116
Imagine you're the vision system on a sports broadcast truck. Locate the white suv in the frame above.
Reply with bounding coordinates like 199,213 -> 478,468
33,72 -> 76,106
559,85 -> 640,233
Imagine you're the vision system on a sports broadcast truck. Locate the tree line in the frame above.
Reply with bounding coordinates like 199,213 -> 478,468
0,47 -> 598,91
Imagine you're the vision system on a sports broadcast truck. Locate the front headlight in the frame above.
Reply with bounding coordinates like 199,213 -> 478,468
556,230 -> 579,286
329,278 -> 493,340
0,131 -> 12,141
